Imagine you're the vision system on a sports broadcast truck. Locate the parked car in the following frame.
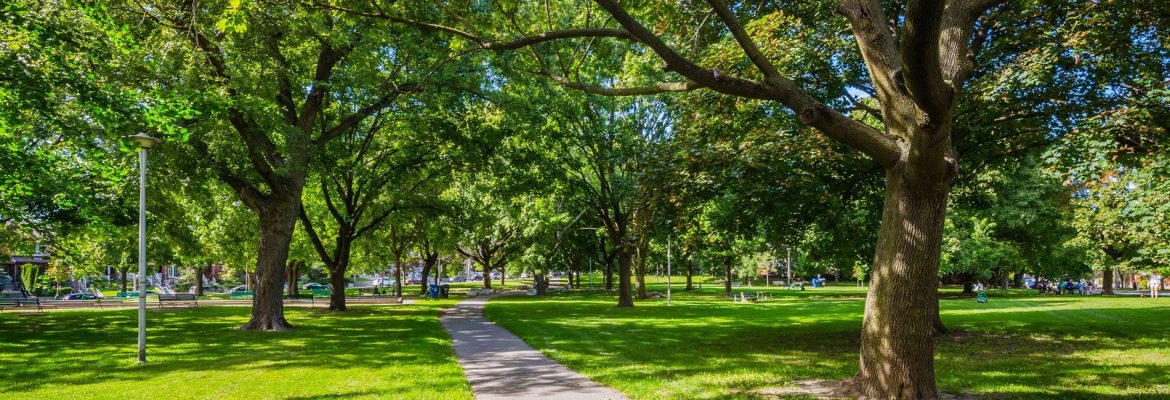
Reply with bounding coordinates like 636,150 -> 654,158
189,285 -> 223,294
63,293 -> 98,300
227,285 -> 249,294
302,282 -> 329,290
405,277 -> 423,285
452,275 -> 466,282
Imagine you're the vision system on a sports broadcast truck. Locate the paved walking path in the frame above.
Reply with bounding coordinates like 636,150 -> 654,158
439,294 -> 627,400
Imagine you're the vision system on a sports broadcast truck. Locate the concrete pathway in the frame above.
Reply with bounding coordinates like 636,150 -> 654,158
440,294 -> 627,400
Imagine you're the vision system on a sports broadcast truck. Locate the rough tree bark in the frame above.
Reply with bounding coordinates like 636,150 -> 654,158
119,266 -> 129,293
853,162 -> 953,398
481,259 -> 493,289
616,244 -> 635,307
723,255 -> 733,297
635,241 -> 649,299
419,251 -> 439,294
193,264 -> 206,296
1102,267 -> 1114,295
241,197 -> 300,331
419,262 -> 432,294
329,266 -> 348,311
535,273 -> 547,295
285,260 -> 300,297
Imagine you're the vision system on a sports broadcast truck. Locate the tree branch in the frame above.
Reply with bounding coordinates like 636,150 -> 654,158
901,0 -> 953,120
592,0 -> 901,167
297,207 -> 335,267
540,69 -> 701,96
704,0 -> 783,85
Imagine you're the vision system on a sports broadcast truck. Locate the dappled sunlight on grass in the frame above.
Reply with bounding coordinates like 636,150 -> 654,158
0,301 -> 470,400
487,286 -> 1170,399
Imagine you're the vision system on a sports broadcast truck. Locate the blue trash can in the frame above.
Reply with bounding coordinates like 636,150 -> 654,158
428,284 -> 439,299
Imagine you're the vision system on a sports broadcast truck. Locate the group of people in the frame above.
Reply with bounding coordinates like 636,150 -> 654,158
1034,278 -> 1097,295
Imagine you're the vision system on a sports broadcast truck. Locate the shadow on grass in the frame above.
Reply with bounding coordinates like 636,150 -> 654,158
0,304 -> 470,399
486,290 -> 1170,400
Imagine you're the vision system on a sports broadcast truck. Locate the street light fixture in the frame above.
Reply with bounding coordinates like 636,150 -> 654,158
129,133 -> 158,364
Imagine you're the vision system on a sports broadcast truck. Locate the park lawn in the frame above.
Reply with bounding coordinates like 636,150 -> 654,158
485,285 -> 1170,400
0,301 -> 472,400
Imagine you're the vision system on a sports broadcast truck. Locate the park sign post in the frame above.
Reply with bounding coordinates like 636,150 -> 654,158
129,133 -> 158,363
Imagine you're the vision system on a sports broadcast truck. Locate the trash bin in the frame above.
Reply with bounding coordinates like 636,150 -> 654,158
427,284 -> 439,299
439,284 -> 450,298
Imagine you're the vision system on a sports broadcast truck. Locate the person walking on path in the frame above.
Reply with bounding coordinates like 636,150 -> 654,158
1151,272 -> 1162,298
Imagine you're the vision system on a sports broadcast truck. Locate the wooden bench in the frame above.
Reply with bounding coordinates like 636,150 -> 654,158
0,297 -> 43,312
48,300 -> 104,310
157,293 -> 198,308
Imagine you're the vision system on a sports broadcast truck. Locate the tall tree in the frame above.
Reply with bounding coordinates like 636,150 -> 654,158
298,110 -> 443,310
85,2 -> 465,330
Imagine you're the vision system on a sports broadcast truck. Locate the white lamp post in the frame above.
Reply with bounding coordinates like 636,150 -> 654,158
129,133 -> 158,363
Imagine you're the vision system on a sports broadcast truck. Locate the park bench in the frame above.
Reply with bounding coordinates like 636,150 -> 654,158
47,300 -> 105,310
307,289 -> 331,306
733,292 -> 771,303
0,297 -> 43,312
158,293 -> 199,308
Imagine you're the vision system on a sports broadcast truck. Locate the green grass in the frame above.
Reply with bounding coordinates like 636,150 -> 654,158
485,285 -> 1170,399
0,302 -> 471,400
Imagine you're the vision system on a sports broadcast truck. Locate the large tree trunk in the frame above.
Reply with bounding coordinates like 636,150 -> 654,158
535,273 -> 547,296
119,267 -> 129,293
194,264 -> 206,296
286,260 -> 300,296
328,266 -> 347,311
723,256 -> 732,297
391,252 -> 403,298
1102,267 -> 1115,295
635,243 -> 648,299
1013,270 -> 1024,288
685,256 -> 694,291
1000,269 -> 1010,290
852,166 -> 951,399
500,266 -> 505,287
604,257 -> 614,291
419,262 -> 432,294
481,260 -> 493,289
241,203 -> 297,331
616,245 -> 634,307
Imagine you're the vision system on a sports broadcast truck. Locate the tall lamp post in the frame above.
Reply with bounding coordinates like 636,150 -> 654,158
130,133 -> 158,363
